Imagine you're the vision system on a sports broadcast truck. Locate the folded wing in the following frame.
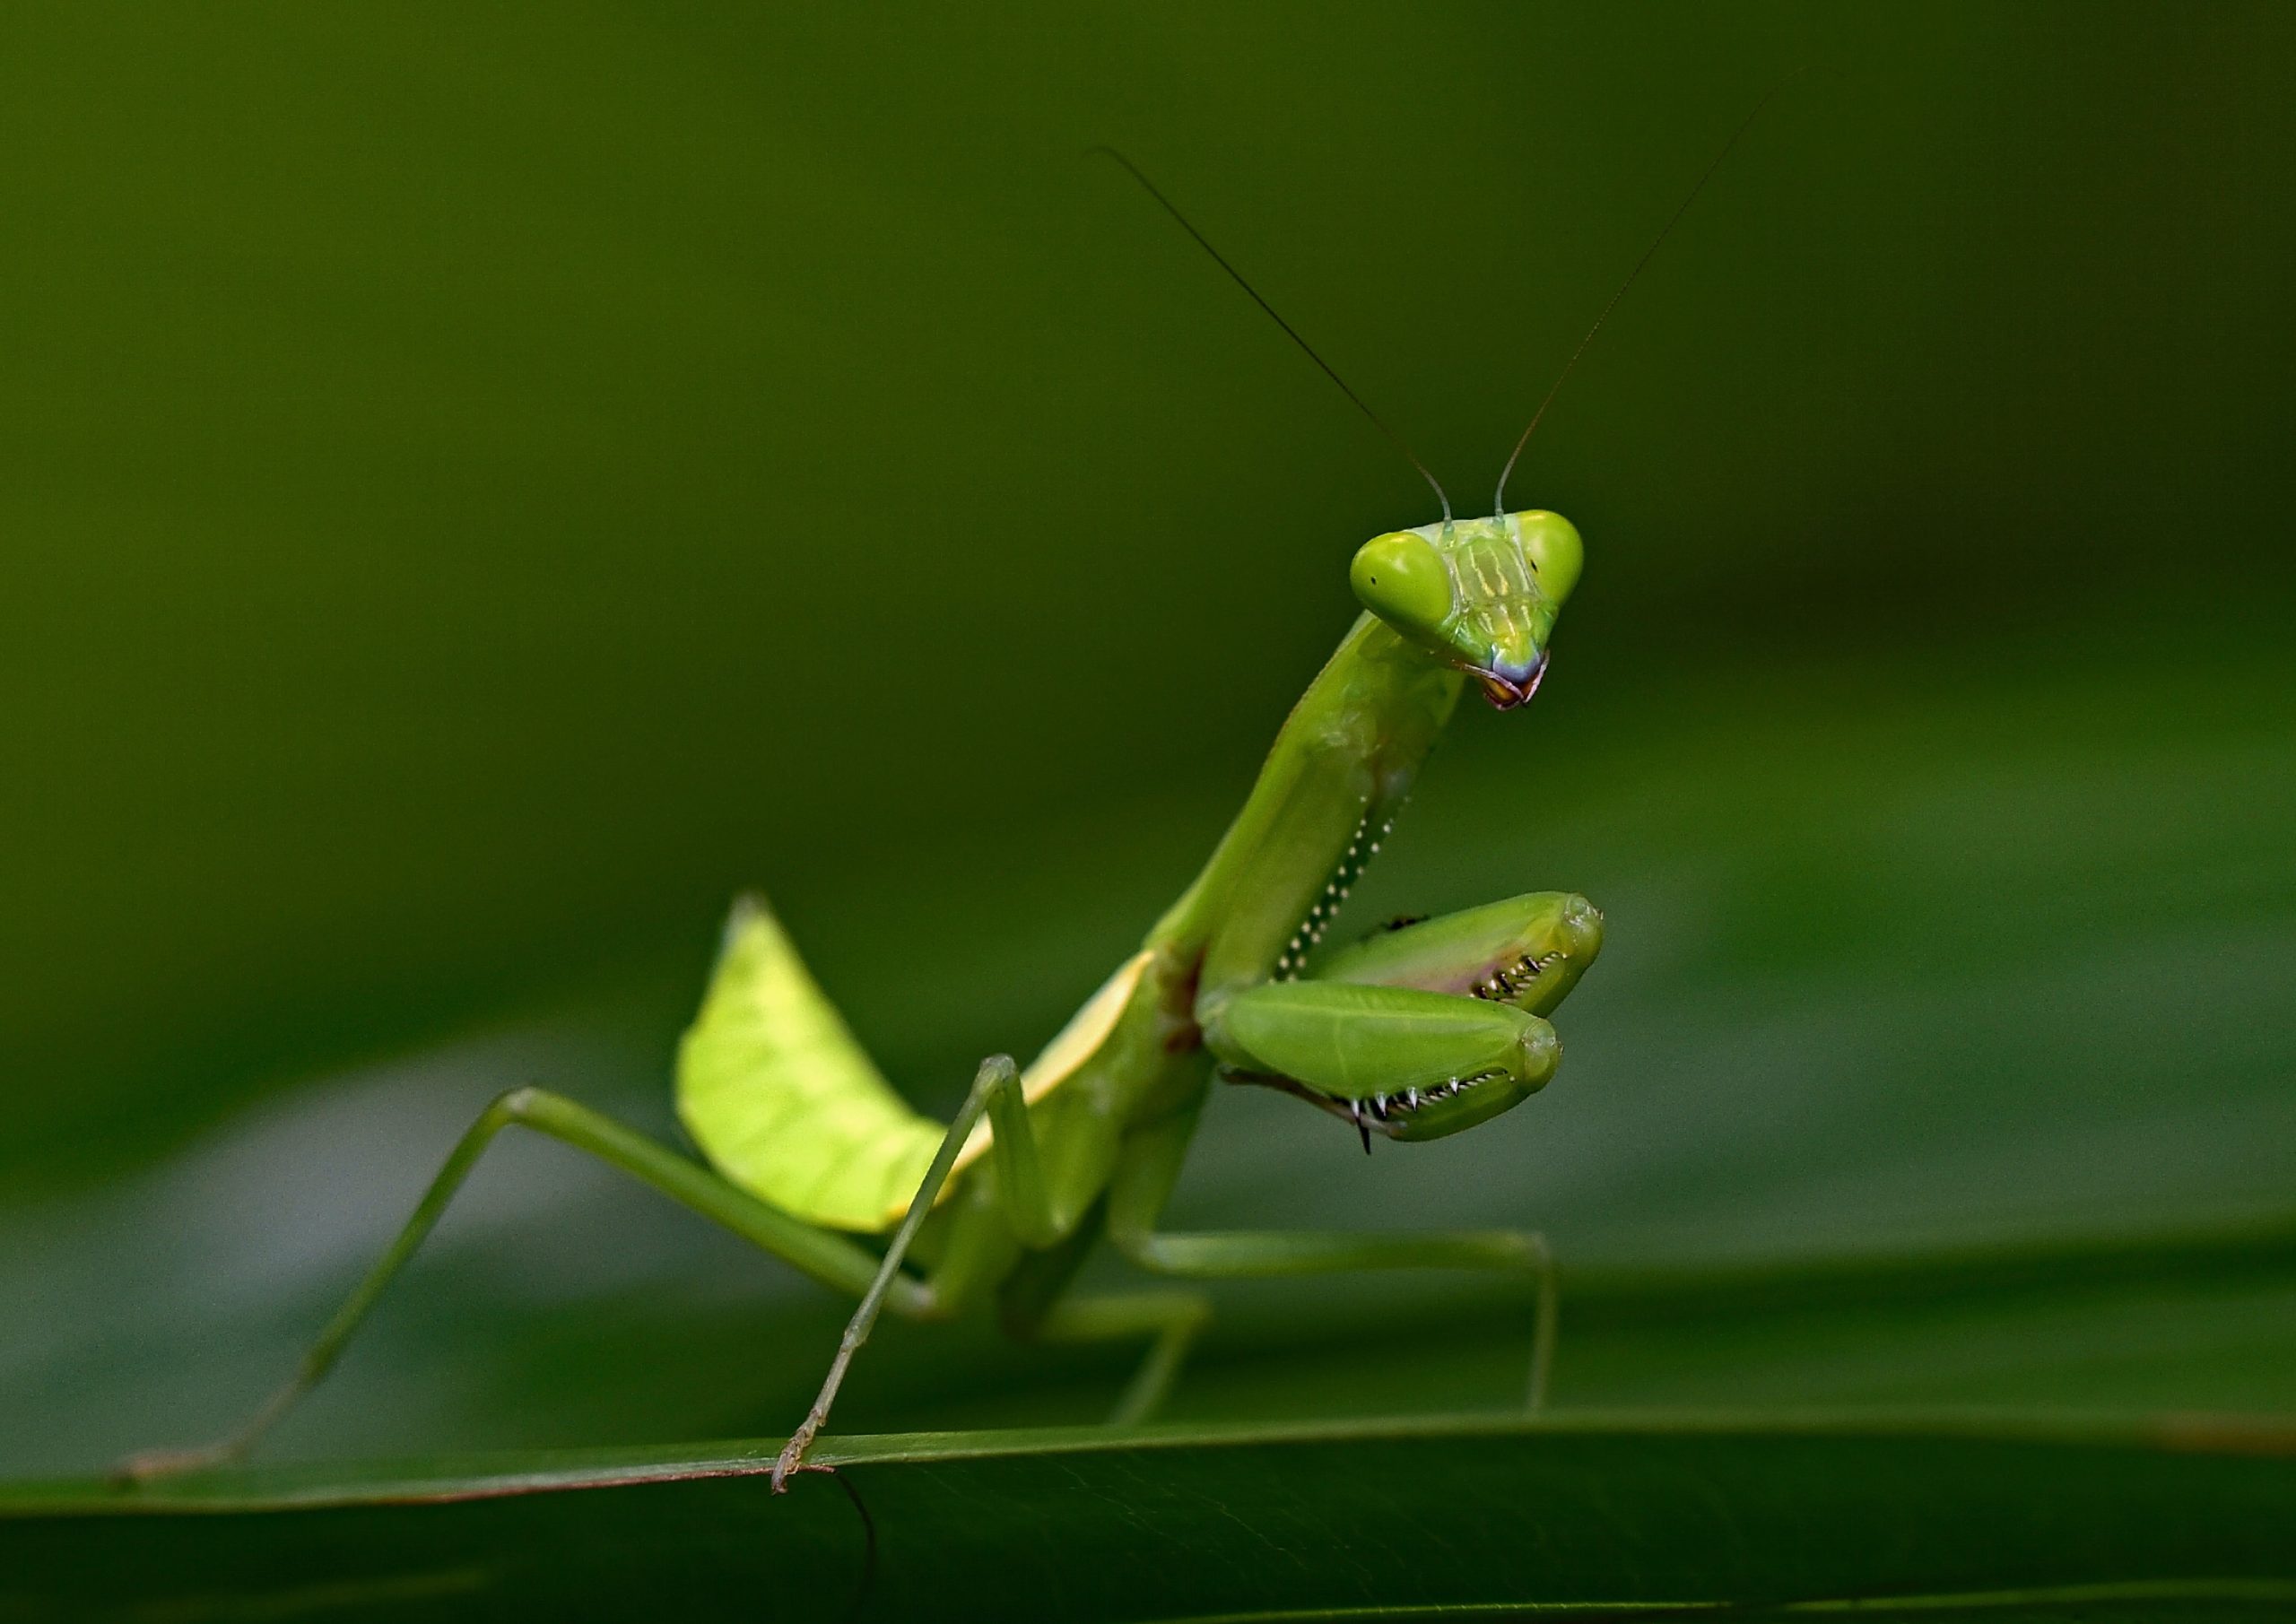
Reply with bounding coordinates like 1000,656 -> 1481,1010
676,895 -> 944,1233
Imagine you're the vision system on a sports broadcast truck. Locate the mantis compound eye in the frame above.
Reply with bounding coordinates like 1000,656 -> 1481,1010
1508,509 -> 1585,605
1351,530 -> 1454,637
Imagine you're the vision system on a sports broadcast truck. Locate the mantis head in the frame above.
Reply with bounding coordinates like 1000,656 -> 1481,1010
1350,510 -> 1583,708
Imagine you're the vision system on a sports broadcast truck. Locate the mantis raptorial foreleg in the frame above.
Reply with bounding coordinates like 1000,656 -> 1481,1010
115,1088 -> 913,1483
1102,890 -> 1600,1413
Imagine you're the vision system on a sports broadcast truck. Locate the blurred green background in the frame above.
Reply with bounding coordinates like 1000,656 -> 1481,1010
4,3 -> 2292,1477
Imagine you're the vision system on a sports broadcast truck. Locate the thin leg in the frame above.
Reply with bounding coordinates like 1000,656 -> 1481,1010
1109,1113 -> 1560,1409
771,1055 -> 1029,1490
117,1087 -> 908,1483
1031,1290 -> 1213,1426
1122,1227 -> 1556,1408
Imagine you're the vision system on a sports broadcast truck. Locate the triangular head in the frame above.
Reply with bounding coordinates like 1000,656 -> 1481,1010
1350,509 -> 1582,708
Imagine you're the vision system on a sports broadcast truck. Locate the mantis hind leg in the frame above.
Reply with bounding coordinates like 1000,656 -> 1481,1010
116,1087 -> 910,1484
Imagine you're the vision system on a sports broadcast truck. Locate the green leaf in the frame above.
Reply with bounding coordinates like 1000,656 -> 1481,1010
7,1411 -> 2296,1622
3,6 -> 2293,1618
8,1220 -> 2296,1620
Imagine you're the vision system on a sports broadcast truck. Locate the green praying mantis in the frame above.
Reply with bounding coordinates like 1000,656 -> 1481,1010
121,126 -> 1765,1492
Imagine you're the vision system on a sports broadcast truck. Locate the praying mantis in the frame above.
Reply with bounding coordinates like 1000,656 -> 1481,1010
121,121 -> 1766,1492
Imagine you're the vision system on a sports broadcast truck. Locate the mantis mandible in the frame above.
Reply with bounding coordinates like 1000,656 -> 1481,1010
121,121 -> 1764,1491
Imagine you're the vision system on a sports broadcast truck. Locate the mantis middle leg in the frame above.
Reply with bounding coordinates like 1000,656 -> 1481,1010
771,1054 -> 1074,1487
1107,1109 -> 1558,1409
1031,1290 -> 1213,1425
991,1205 -> 1212,1427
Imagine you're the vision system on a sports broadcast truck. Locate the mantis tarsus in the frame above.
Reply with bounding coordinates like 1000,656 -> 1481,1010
120,120 -> 1769,1491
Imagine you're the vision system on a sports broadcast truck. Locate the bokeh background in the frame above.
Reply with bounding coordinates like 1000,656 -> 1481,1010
4,3 -> 2293,1476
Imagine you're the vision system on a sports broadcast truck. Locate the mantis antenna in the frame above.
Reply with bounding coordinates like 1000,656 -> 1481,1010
1094,146 -> 1454,523
1492,84 -> 1789,517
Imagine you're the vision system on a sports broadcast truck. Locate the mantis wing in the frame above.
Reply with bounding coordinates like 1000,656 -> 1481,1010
675,895 -> 944,1233
676,894 -> 1156,1234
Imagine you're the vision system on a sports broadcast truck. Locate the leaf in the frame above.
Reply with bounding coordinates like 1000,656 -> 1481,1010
7,1220 -> 2296,1621
5,1411 -> 2296,1622
2,9 -> 2293,1620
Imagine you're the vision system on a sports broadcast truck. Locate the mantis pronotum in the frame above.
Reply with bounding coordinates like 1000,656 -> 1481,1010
123,117 -> 1766,1490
